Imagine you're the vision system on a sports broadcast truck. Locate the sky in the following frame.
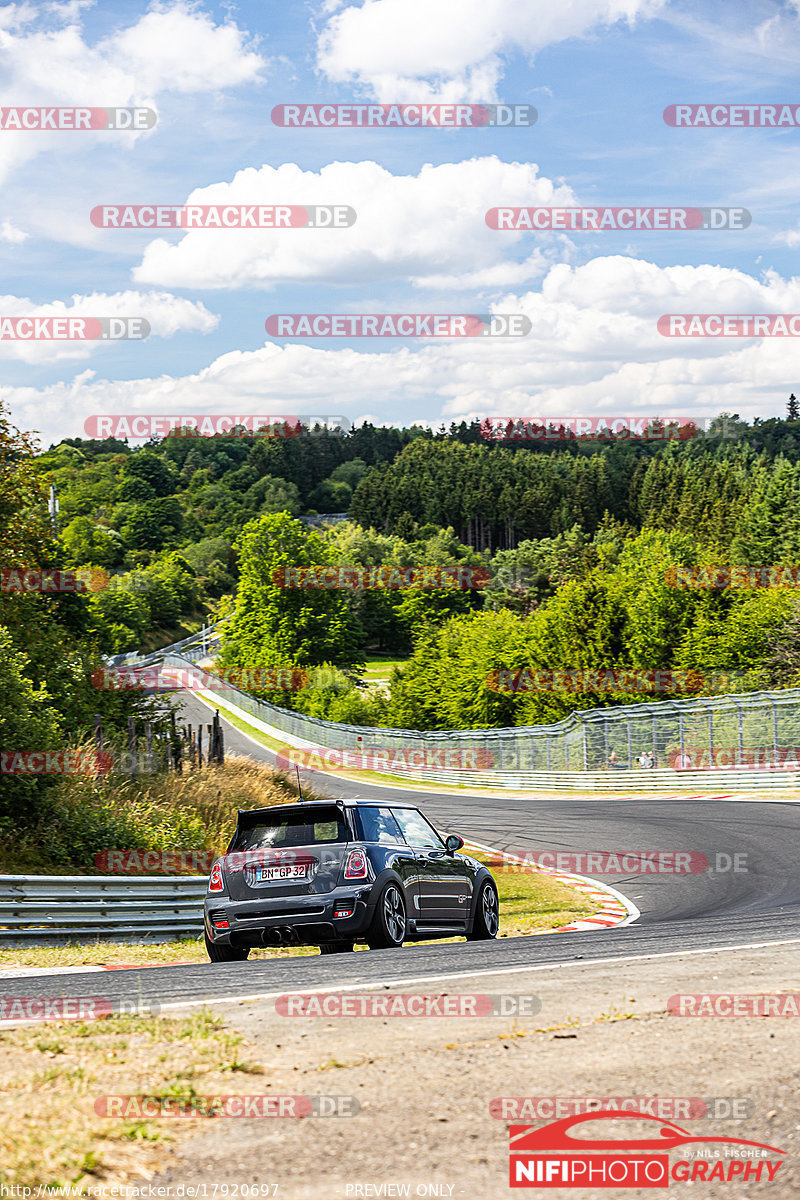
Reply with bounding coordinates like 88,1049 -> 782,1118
2,0 -> 800,446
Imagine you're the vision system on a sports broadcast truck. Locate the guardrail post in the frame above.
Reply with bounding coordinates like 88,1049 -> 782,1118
772,699 -> 779,751
626,718 -> 632,767
582,722 -> 588,770
735,699 -> 744,765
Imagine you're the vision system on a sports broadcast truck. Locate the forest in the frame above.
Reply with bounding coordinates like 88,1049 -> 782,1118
4,398 -> 800,827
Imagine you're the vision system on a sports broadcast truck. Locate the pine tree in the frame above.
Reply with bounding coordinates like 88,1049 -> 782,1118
788,393 -> 799,421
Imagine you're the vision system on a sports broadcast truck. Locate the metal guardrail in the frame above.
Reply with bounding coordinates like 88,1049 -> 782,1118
0,875 -> 206,946
339,766 -> 800,791
108,619 -> 227,669
163,649 -> 800,790
115,626 -> 800,792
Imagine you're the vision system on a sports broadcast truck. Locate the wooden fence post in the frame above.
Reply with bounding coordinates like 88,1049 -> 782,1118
128,716 -> 136,780
170,711 -> 182,773
94,713 -> 104,777
215,711 -> 225,765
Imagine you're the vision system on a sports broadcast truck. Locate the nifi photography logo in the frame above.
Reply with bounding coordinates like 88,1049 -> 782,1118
508,1111 -> 785,1188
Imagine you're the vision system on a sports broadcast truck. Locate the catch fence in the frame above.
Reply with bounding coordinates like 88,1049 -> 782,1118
162,647 -> 800,790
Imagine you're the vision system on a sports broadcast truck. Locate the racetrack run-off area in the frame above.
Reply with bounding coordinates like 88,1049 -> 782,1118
4,689 -> 800,1196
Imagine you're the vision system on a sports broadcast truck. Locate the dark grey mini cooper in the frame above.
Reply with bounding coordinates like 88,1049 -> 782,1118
204,798 -> 499,961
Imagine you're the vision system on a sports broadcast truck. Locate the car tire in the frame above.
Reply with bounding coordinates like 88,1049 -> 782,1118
319,942 -> 355,954
467,879 -> 499,940
205,932 -> 250,962
366,880 -> 407,949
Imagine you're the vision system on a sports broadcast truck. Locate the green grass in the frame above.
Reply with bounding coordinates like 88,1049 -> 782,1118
362,656 -> 408,679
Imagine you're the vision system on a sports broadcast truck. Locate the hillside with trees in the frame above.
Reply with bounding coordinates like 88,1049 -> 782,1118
6,400 -> 800,739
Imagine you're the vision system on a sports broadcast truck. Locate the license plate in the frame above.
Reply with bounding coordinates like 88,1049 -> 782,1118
255,864 -> 309,882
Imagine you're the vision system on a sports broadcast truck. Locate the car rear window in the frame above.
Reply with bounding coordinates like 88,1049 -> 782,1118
233,806 -> 348,849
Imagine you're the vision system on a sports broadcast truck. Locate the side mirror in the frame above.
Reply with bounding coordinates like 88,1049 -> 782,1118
444,833 -> 464,855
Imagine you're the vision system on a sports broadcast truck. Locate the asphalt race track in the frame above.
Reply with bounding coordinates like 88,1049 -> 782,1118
3,690 -> 799,1009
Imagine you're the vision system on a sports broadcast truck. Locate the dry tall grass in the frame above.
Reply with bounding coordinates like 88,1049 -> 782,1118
0,755 -> 323,874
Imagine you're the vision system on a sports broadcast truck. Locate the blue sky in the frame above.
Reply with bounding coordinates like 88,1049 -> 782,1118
1,0 -> 800,444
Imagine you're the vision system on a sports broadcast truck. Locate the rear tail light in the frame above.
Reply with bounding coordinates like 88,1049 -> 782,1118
334,905 -> 354,918
212,919 -> 230,929
208,861 -> 224,892
344,849 -> 368,880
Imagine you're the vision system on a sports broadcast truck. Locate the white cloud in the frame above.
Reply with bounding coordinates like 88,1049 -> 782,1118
0,1 -> 267,184
0,289 -> 217,363
316,0 -> 667,101
132,156 -> 576,290
0,4 -> 39,32
99,3 -> 266,95
5,255 -> 800,441
774,226 -> 800,248
0,219 -> 28,243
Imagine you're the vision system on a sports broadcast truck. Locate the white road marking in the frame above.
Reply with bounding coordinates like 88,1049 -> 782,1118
154,937 -> 800,1012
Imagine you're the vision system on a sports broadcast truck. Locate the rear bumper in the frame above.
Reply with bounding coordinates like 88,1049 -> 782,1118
204,886 -> 376,947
